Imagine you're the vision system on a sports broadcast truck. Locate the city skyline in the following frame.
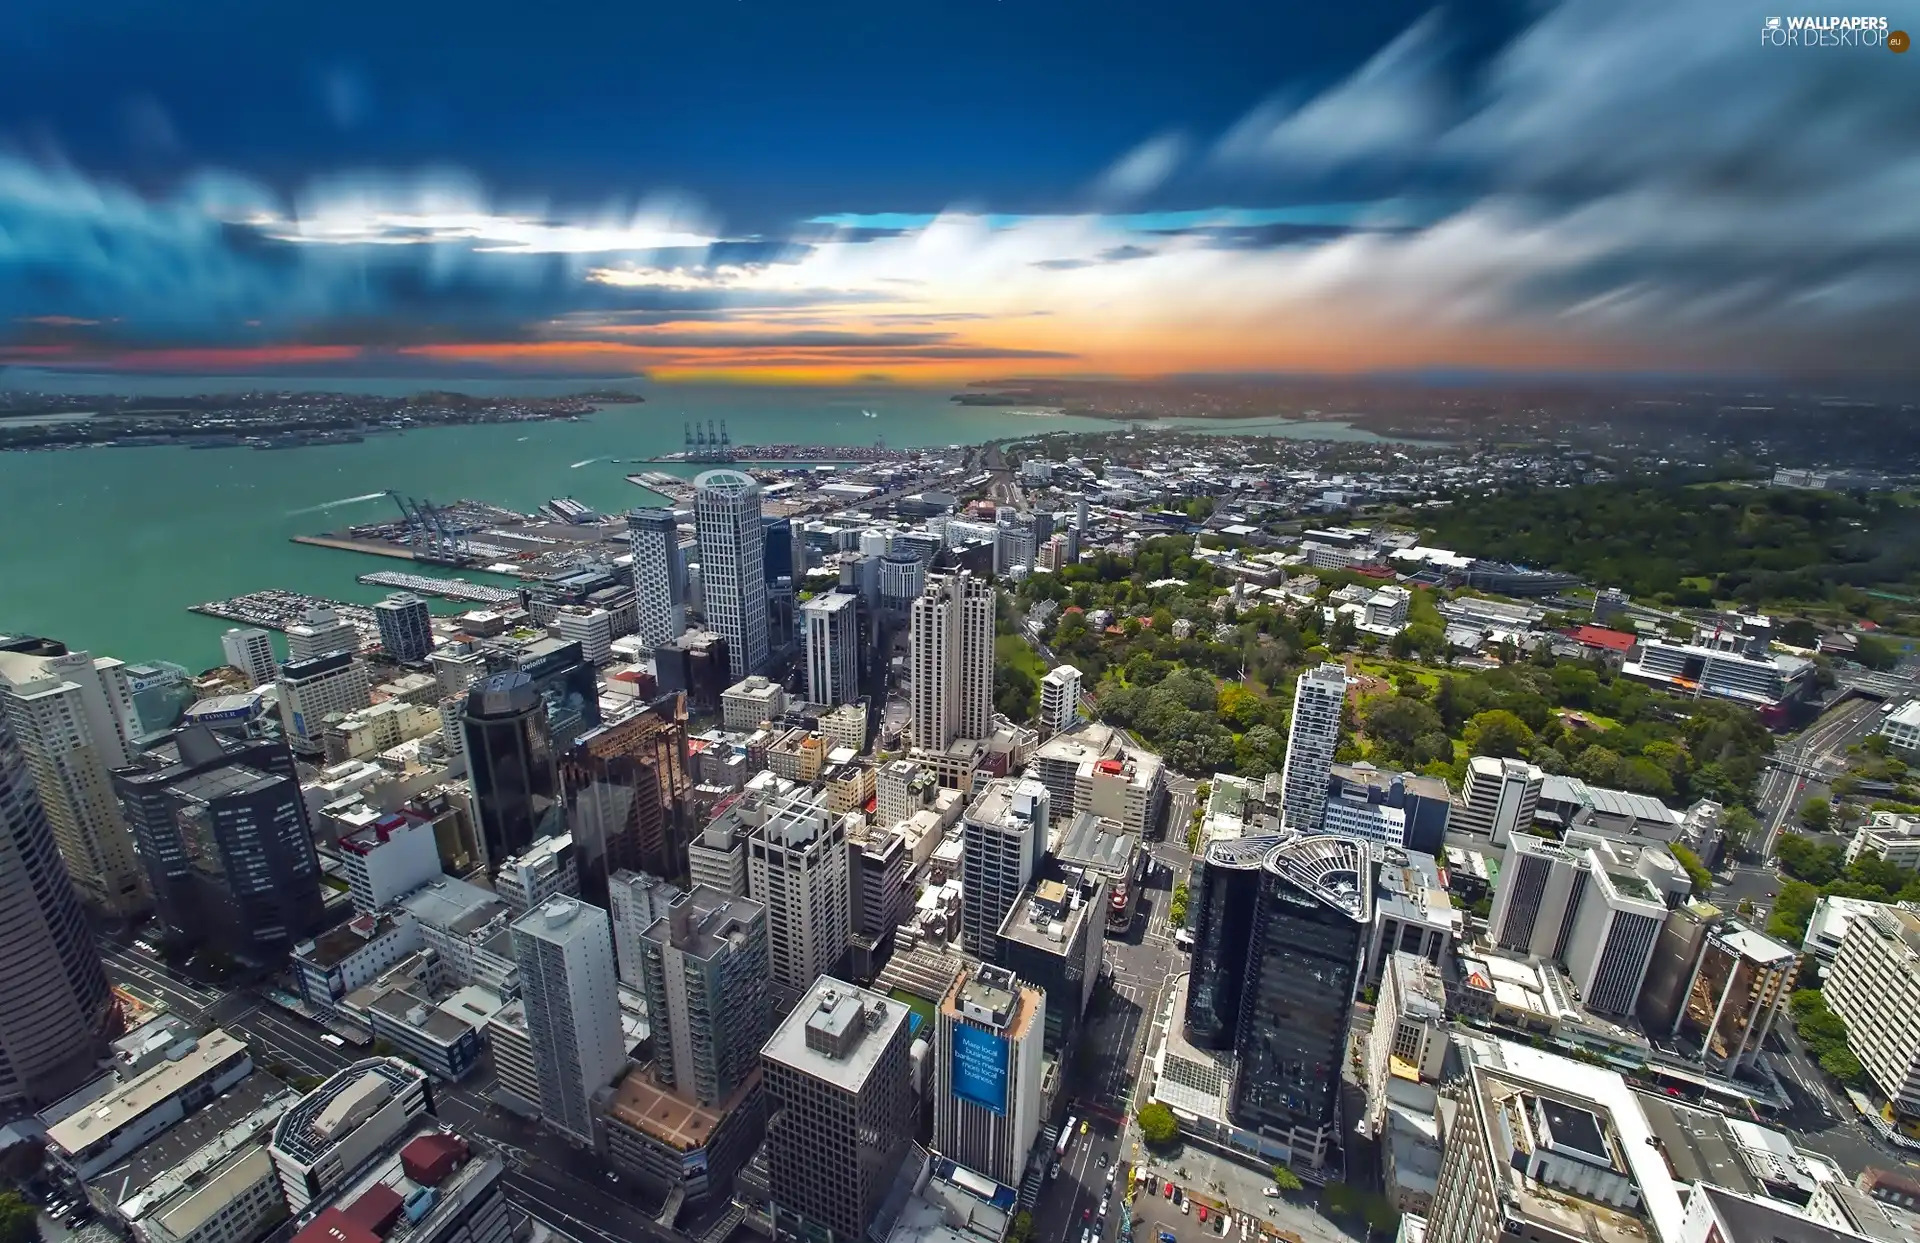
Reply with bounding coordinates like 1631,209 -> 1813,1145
2,0 -> 1915,383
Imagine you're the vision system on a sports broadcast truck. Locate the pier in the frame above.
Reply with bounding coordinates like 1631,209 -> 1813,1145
190,589 -> 379,647
356,570 -> 521,606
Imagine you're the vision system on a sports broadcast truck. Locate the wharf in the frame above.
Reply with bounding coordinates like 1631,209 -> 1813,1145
291,534 -> 418,561
356,570 -> 521,606
638,444 -> 906,464
190,589 -> 378,647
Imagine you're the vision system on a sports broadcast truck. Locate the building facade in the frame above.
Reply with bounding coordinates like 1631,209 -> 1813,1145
959,778 -> 1048,960
220,628 -> 279,688
932,964 -> 1044,1186
1039,665 -> 1081,737
802,592 -> 860,708
374,593 -> 434,663
909,572 -> 994,753
628,507 -> 690,647
694,470 -> 768,682
0,709 -> 117,1108
510,897 -> 626,1142
745,786 -> 851,993
1278,664 -> 1347,832
461,672 -> 559,871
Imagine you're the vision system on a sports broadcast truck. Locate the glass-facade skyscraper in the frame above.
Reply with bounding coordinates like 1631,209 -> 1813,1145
1231,835 -> 1371,1171
463,672 -> 560,870
1182,834 -> 1283,1051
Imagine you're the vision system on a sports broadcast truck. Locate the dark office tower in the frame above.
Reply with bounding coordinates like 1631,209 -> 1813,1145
560,692 -> 694,897
763,516 -> 794,584
373,592 -> 433,662
1232,835 -> 1371,1171
462,672 -> 560,870
0,711 -> 116,1109
1183,835 -> 1284,1051
113,726 -> 323,962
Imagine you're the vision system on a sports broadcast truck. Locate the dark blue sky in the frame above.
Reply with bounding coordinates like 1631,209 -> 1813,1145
0,0 -> 1452,224
1,0 -> 1914,381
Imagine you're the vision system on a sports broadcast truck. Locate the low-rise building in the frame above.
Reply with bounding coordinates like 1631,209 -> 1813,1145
1847,812 -> 1920,872
285,1126 -> 517,1243
721,676 -> 785,732
1880,701 -> 1920,755
491,834 -> 578,915
267,1059 -> 430,1214
47,1030 -> 255,1181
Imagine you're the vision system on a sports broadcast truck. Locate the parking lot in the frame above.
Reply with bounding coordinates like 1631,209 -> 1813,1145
1127,1146 -> 1360,1243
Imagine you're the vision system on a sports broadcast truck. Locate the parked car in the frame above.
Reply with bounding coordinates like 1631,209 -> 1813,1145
1049,1162 -> 1061,1180
1182,1199 -> 1191,1216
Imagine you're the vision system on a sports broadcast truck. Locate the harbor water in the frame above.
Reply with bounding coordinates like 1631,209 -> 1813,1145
0,381 -> 1392,669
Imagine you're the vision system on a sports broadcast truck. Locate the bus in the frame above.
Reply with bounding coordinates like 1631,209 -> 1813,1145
1057,1116 -> 1078,1159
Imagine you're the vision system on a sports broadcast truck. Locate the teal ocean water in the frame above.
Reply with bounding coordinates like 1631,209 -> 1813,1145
0,380 -> 1390,669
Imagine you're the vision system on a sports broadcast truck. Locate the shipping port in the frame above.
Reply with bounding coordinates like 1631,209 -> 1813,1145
293,492 -> 633,580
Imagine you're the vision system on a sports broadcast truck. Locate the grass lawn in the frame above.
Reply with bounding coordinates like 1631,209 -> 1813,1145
996,633 -> 1047,682
888,988 -> 938,1033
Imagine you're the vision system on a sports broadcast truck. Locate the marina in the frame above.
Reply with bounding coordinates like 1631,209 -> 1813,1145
354,571 -> 522,606
189,589 -> 379,646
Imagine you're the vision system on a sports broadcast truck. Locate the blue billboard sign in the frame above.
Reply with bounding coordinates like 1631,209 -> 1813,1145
950,1023 -> 1009,1116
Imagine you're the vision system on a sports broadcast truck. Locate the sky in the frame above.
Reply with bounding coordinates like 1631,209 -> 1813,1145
0,0 -> 1916,384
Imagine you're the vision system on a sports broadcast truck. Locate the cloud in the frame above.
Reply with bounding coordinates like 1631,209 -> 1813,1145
1090,132 -> 1188,202
1215,10 -> 1449,171
3,0 -> 1917,381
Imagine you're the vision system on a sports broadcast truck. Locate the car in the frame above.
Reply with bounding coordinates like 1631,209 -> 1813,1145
1098,1152 -> 1109,1168
1198,1207 -> 1208,1223
1158,1233 -> 1178,1243
1182,1199 -> 1191,1216
1050,1162 -> 1061,1180
320,1033 -> 346,1048
1100,1197 -> 1111,1218
1172,1188 -> 1184,1206
1081,1120 -> 1091,1135
1084,1209 -> 1092,1224
1145,1180 -> 1157,1196
1106,1166 -> 1118,1186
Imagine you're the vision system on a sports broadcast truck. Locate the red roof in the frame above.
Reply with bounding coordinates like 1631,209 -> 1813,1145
401,1133 -> 469,1186
342,1184 -> 404,1236
1566,625 -> 1637,652
292,1208 -> 380,1243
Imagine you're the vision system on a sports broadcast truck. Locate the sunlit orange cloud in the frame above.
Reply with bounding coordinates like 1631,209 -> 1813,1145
0,344 -> 367,370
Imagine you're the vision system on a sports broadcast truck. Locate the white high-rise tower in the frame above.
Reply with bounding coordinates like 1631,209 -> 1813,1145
510,896 -> 625,1142
693,471 -> 767,682
801,591 -> 859,707
628,507 -> 689,646
1279,662 -> 1348,832
909,571 -> 994,752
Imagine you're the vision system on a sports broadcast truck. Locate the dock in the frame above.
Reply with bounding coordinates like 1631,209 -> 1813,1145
356,570 -> 521,606
190,590 -> 380,648
291,534 -> 418,561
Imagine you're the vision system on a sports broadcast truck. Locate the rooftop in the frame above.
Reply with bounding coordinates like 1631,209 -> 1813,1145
1265,835 -> 1372,923
48,1030 -> 250,1156
289,1123 -> 499,1243
271,1059 -> 424,1168
146,1144 -> 278,1243
399,877 -> 509,938
603,1065 -> 759,1151
997,863 -> 1102,955
1053,810 -> 1133,876
762,978 -> 909,1095
644,885 -> 763,962
108,1076 -> 297,1214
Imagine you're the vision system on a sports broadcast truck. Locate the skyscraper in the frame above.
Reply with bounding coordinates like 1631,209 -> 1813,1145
373,592 -> 433,662
638,886 -> 770,1105
960,777 -> 1048,960
113,726 -> 324,963
694,470 -> 767,682
559,693 -> 692,898
0,710 -> 117,1108
745,784 -> 850,993
761,979 -> 914,1243
802,591 -> 859,707
1279,663 -> 1348,832
627,507 -> 689,646
1454,756 -> 1545,847
462,672 -> 559,870
933,963 -> 1045,1185
221,627 -> 279,687
0,641 -> 147,917
1183,834 -> 1281,1051
511,897 -> 626,1142
909,571 -> 993,752
1233,835 -> 1370,1170
608,870 -> 685,987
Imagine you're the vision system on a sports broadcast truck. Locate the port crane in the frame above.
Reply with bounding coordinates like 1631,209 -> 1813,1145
683,419 -> 735,462
387,492 -> 473,564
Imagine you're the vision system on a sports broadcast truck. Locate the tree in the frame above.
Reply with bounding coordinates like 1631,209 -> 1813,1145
0,1193 -> 37,1243
1137,1102 -> 1180,1147
1362,696 -> 1446,765
1723,806 -> 1761,854
1669,843 -> 1712,896
1463,709 -> 1535,759
1573,745 -> 1623,785
1800,796 -> 1832,832
1322,1182 -> 1359,1218
1008,1211 -> 1034,1243
1270,1166 -> 1304,1194
1362,1195 -> 1402,1239
1217,683 -> 1262,731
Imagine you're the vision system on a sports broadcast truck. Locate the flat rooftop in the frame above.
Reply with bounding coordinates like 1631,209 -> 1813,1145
1054,810 -> 1133,875
604,1066 -> 758,1151
49,1030 -> 248,1156
400,877 -> 509,937
997,865 -> 1101,956
762,978 -> 909,1095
